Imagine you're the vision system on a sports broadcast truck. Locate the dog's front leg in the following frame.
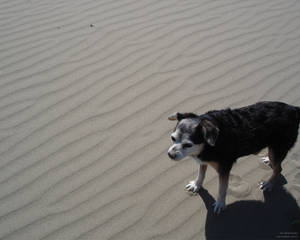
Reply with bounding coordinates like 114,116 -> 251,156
213,173 -> 229,214
186,163 -> 207,194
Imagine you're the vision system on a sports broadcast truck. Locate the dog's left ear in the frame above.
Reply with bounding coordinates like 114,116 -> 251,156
201,119 -> 219,146
168,112 -> 198,121
168,112 -> 183,121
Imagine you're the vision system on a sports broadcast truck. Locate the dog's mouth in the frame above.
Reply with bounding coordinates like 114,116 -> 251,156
168,152 -> 176,160
168,151 -> 184,161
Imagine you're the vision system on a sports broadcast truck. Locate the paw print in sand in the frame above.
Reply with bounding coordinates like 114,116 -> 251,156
227,174 -> 252,198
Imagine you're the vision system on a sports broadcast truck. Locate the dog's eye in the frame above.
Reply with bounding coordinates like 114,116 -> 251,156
171,136 -> 176,142
182,143 -> 193,148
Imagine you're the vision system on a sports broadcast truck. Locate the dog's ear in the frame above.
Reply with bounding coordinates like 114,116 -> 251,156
168,112 -> 183,121
168,112 -> 198,121
201,119 -> 219,146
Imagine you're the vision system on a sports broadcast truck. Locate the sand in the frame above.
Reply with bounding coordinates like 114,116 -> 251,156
0,0 -> 300,239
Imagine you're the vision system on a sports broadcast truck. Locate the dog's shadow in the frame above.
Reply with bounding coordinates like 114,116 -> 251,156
198,175 -> 300,240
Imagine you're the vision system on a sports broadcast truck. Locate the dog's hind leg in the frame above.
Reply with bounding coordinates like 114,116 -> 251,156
260,147 -> 286,191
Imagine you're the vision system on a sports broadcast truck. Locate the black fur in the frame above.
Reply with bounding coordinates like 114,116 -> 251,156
186,101 -> 300,175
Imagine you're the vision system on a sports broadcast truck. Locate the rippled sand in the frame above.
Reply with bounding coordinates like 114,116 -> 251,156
0,0 -> 299,239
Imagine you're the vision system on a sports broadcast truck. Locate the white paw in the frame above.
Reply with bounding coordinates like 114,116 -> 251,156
260,181 -> 273,191
185,180 -> 201,194
212,201 -> 226,214
262,156 -> 270,166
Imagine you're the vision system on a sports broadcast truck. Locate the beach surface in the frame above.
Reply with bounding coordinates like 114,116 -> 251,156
0,0 -> 300,239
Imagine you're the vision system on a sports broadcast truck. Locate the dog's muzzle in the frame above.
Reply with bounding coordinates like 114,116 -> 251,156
168,145 -> 184,160
168,151 -> 176,159
168,145 -> 176,160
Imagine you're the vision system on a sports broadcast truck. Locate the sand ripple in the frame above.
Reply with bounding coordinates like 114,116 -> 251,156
0,0 -> 300,239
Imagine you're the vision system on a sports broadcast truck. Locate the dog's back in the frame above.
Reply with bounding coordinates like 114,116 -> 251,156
199,101 -> 300,161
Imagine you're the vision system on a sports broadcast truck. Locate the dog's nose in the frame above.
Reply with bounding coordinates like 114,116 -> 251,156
168,152 -> 175,159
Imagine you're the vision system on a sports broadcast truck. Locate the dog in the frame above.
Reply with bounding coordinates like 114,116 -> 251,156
167,101 -> 300,214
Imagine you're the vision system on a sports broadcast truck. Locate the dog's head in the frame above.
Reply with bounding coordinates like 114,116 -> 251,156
167,112 -> 219,161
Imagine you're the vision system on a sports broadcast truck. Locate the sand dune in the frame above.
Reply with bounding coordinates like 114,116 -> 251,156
0,0 -> 300,239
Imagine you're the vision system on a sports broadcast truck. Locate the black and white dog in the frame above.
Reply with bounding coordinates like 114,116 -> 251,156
168,101 -> 300,213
